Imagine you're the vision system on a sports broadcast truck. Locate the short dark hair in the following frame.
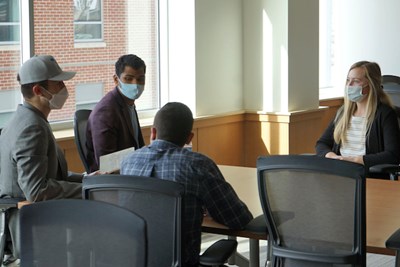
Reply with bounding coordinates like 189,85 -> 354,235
153,102 -> 193,146
17,73 -> 48,99
115,54 -> 146,78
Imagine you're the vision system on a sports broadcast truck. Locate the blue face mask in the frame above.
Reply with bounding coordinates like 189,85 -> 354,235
118,78 -> 144,100
346,85 -> 366,102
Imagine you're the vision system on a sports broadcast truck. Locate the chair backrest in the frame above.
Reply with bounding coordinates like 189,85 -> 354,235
73,109 -> 91,173
19,199 -> 147,267
382,75 -> 400,107
257,155 -> 366,267
83,174 -> 184,267
382,75 -> 400,153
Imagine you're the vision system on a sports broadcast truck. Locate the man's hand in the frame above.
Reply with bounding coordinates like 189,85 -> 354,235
83,170 -> 105,178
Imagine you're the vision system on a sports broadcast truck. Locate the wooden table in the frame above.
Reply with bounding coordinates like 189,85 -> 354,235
366,178 -> 400,255
202,165 -> 265,267
202,165 -> 400,266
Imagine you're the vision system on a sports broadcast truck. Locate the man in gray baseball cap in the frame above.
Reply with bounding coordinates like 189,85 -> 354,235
18,55 -> 76,85
0,55 -> 94,262
17,55 -> 76,112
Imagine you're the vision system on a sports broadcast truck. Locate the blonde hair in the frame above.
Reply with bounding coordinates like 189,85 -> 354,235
333,61 -> 393,144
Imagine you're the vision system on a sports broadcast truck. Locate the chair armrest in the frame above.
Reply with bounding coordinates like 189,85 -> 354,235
386,228 -> 400,250
369,164 -> 400,174
0,197 -> 25,263
199,239 -> 238,266
245,214 -> 268,233
0,198 -> 25,210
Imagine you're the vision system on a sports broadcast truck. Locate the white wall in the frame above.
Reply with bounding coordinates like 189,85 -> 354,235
166,0 -> 197,112
168,0 -> 400,116
288,0 -> 319,112
167,0 -> 243,116
243,0 -> 319,113
333,0 -> 400,86
195,0 -> 243,116
242,0 -> 264,112
194,0 -> 320,114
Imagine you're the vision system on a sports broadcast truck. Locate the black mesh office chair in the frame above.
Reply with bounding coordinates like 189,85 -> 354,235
385,229 -> 400,267
257,155 -> 366,266
381,75 -> 400,106
19,199 -> 147,267
379,75 -> 400,266
0,198 -> 24,266
0,129 -> 25,266
369,75 -> 400,180
73,109 -> 91,173
83,174 -> 237,267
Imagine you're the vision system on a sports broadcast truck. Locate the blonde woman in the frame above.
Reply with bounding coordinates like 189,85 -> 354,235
316,61 -> 400,177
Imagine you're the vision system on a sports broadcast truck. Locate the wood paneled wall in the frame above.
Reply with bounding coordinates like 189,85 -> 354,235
193,113 -> 245,166
243,108 -> 329,167
58,99 -> 343,173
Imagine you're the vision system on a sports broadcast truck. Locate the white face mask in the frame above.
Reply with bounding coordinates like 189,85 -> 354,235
41,87 -> 69,109
346,85 -> 366,102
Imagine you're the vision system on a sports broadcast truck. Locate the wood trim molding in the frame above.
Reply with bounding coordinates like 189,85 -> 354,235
58,102 -> 343,172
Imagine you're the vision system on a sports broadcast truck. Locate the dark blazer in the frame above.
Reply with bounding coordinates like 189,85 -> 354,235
316,103 -> 400,173
86,87 -> 145,172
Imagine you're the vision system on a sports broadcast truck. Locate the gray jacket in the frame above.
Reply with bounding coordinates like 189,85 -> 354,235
0,103 -> 82,202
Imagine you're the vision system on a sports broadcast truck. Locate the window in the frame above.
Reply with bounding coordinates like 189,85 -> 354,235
0,89 -> 20,126
319,0 -> 343,99
0,0 -> 160,129
74,0 -> 103,42
0,0 -> 21,128
75,83 -> 103,110
0,0 -> 20,43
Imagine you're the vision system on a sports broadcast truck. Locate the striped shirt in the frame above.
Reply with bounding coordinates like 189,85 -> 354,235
120,139 -> 253,266
340,116 -> 367,157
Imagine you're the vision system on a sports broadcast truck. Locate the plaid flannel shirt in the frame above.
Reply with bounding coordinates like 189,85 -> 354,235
120,140 -> 253,266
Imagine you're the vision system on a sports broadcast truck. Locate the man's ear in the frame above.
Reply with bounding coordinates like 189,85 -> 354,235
186,132 -> 194,145
32,84 -> 44,96
113,74 -> 119,87
150,127 -> 157,141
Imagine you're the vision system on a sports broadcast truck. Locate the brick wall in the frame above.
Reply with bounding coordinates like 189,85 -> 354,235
1,0 -> 138,121
34,0 -> 126,121
0,50 -> 21,90
0,0 -> 158,121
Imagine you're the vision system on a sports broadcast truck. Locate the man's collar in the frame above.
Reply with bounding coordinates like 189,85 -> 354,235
22,101 -> 48,121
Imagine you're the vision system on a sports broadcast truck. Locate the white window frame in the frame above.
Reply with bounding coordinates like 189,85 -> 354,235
73,0 -> 104,42
2,0 -> 167,130
0,0 -> 20,44
319,0 -> 343,100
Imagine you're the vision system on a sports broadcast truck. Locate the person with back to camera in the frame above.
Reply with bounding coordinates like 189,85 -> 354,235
316,61 -> 400,177
120,102 -> 253,267
0,55 -> 100,261
86,54 -> 146,172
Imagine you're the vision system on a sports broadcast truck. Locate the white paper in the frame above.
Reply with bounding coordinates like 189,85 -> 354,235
99,147 -> 135,173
